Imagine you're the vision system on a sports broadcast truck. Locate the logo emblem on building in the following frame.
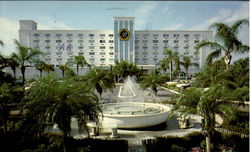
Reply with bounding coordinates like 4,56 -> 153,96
119,29 -> 130,40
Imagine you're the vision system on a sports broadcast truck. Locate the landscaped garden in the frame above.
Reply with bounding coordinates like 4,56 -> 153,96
0,19 -> 249,152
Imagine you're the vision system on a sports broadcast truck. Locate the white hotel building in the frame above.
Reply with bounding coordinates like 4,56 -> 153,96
19,17 -> 212,73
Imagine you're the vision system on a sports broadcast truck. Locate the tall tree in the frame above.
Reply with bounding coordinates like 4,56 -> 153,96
157,58 -> 169,74
163,49 -> 180,81
82,68 -> 115,99
113,60 -> 141,82
58,63 -> 75,78
12,40 -> 42,84
72,55 -> 90,75
196,19 -> 249,70
35,61 -> 46,78
44,64 -> 54,74
169,85 -> 237,152
24,76 -> 100,145
6,56 -> 20,79
180,56 -> 199,80
194,59 -> 234,88
140,70 -> 168,96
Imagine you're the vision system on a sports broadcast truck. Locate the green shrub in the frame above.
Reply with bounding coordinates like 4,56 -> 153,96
171,144 -> 186,152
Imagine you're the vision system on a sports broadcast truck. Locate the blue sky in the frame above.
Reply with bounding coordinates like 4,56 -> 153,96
0,1 -> 249,57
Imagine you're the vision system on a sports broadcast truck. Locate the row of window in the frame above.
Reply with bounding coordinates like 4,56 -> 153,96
135,46 -> 195,49
134,57 -> 199,61
135,40 -> 200,43
38,46 -> 114,50
46,52 -> 114,56
33,40 -> 114,43
135,34 -> 201,38
45,58 -> 114,62
34,33 -> 114,37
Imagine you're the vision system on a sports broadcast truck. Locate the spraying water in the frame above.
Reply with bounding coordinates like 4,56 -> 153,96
117,76 -> 160,103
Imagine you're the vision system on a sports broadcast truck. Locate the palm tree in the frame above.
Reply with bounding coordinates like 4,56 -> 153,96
163,49 -> 179,81
113,60 -> 140,82
59,64 -> 69,78
12,40 -> 42,84
82,68 -> 115,99
169,85 -> 237,152
140,70 -> 167,96
6,56 -> 20,79
44,64 -> 54,74
180,56 -> 199,80
35,61 -> 46,78
25,76 -> 100,147
196,19 -> 249,70
194,60 -> 234,88
71,55 -> 90,75
157,58 -> 169,74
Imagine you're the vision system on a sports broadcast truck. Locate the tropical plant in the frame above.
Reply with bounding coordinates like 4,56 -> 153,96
140,70 -> 168,96
44,64 -> 54,74
12,40 -> 42,84
180,56 -> 199,80
58,63 -> 76,78
163,49 -> 180,81
194,59 -> 234,88
112,60 -> 140,82
196,19 -> 249,70
82,68 -> 115,99
35,61 -> 46,78
6,57 -> 19,79
157,58 -> 169,74
24,75 -> 101,142
228,57 -> 249,87
0,83 -> 14,134
169,85 -> 237,152
71,55 -> 90,75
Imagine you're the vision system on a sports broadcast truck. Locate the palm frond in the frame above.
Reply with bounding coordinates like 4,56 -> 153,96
206,49 -> 222,65
235,45 -> 249,53
0,40 -> 3,47
231,19 -> 249,35
195,40 -> 225,53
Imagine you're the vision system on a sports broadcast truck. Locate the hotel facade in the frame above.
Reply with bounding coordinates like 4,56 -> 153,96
19,17 -> 213,73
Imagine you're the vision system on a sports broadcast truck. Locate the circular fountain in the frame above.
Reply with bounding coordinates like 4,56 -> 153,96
100,102 -> 170,128
100,77 -> 171,129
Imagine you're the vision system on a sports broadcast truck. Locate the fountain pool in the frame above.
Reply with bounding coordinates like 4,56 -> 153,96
100,102 -> 170,129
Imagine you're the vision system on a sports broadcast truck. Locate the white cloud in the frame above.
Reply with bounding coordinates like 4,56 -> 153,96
163,6 -> 169,13
0,16 -> 76,56
163,22 -> 184,30
36,16 -> 75,30
0,17 -> 19,56
190,3 -> 249,31
133,2 -> 158,29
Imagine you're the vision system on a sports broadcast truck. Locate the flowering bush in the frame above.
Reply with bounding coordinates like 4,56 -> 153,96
189,146 -> 205,152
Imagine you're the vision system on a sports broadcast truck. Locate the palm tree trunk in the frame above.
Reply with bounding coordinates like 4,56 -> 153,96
76,64 -> 79,75
204,117 -> 212,152
170,61 -> 173,81
186,68 -> 188,80
21,65 -> 26,84
2,119 -> 7,135
224,51 -> 232,70
62,70 -> 65,78
12,68 -> 16,79
39,70 -> 42,78
206,131 -> 211,152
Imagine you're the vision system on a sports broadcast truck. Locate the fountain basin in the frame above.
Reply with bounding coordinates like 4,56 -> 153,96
100,102 -> 170,129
